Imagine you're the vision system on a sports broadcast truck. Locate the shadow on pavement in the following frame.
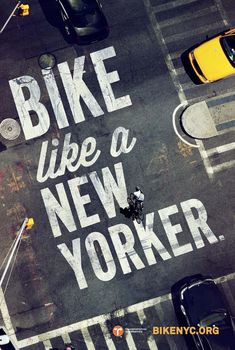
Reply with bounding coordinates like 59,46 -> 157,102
181,45 -> 202,86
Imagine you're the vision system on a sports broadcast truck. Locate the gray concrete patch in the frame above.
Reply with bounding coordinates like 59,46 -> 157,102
182,101 -> 218,138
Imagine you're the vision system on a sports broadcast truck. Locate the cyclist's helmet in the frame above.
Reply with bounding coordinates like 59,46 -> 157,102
135,186 -> 140,191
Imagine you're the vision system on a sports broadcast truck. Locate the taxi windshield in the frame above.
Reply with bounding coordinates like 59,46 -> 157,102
221,35 -> 235,67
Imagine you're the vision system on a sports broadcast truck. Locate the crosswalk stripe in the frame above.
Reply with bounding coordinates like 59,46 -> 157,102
158,6 -> 218,28
155,304 -> 178,350
137,309 -> 158,350
212,159 -> 235,173
214,0 -> 229,26
43,339 -> 52,350
174,67 -> 185,75
61,333 -> 71,344
195,140 -> 214,178
164,22 -> 224,43
170,50 -> 184,60
153,0 -> 198,13
206,142 -> 235,156
181,82 -> 195,90
99,322 -> 116,350
81,327 -> 96,350
126,332 -> 137,350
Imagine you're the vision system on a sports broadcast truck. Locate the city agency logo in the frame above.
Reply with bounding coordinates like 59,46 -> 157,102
112,325 -> 124,337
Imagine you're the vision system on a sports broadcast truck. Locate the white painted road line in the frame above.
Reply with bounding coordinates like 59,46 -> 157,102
214,0 -> 229,26
195,140 -> 214,178
158,6 -> 218,28
43,339 -> 52,350
99,322 -> 116,350
206,142 -> 235,156
153,0 -> 198,13
215,272 -> 235,284
164,22 -> 224,44
126,331 -> 137,350
155,304 -> 177,350
81,327 -> 96,350
142,0 -> 186,103
137,309 -> 158,350
212,160 -> 235,173
61,333 -> 71,344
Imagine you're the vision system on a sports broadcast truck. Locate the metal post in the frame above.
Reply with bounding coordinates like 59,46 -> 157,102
0,1 -> 22,34
0,218 -> 28,287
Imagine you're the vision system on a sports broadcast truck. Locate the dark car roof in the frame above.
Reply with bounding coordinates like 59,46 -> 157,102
183,280 -> 226,324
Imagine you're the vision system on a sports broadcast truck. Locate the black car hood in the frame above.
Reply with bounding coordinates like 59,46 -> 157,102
204,328 -> 235,350
183,281 -> 226,324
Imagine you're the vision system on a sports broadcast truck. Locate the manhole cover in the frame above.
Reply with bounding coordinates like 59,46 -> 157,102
0,118 -> 21,140
38,53 -> 57,69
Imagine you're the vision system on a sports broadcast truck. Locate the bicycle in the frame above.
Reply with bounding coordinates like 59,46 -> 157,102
127,193 -> 144,224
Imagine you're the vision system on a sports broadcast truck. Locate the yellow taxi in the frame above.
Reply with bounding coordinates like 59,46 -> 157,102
189,28 -> 235,83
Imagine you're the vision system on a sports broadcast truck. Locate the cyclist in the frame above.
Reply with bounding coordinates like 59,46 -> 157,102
133,186 -> 144,210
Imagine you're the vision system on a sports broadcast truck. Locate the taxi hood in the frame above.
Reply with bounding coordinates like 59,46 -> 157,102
194,37 -> 234,81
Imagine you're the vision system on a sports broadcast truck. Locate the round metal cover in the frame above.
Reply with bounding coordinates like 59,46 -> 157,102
0,118 -> 21,140
38,53 -> 57,69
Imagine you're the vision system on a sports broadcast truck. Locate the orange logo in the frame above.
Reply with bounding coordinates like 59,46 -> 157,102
112,325 -> 124,337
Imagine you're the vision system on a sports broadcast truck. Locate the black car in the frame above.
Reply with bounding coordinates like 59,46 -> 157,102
56,0 -> 109,43
171,274 -> 235,350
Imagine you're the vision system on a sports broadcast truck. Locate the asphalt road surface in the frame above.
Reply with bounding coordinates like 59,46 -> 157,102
0,0 -> 234,349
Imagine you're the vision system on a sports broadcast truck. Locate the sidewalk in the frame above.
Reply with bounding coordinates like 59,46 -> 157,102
181,91 -> 235,139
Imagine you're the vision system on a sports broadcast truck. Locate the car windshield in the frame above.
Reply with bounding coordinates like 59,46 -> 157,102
66,0 -> 96,14
199,312 -> 227,327
221,35 -> 235,67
